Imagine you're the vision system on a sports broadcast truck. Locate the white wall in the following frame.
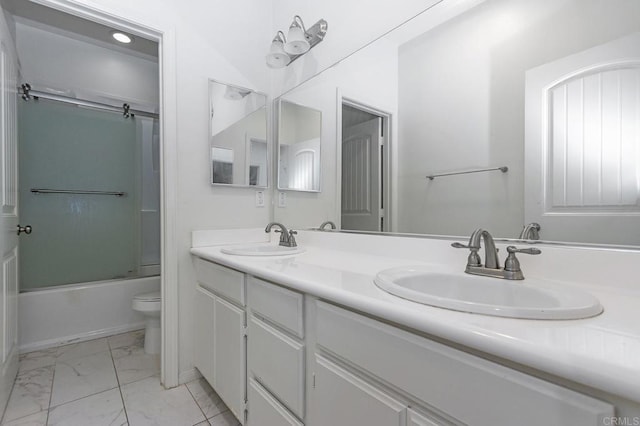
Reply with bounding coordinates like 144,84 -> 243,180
397,0 -> 640,238
36,0 -> 274,384
273,38 -> 398,229
15,21 -> 159,109
270,0 -> 441,97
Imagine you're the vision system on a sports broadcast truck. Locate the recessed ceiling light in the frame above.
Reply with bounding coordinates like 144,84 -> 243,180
112,32 -> 133,44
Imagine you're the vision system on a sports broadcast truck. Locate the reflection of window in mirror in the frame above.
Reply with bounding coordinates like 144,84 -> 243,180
211,147 -> 233,184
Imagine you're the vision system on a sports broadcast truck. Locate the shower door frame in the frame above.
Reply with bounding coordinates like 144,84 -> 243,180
34,0 -> 179,388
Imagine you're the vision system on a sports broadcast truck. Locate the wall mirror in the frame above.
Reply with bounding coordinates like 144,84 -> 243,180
272,0 -> 640,247
209,79 -> 268,187
277,99 -> 322,192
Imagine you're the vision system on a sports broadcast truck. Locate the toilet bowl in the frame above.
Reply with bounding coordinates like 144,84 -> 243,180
132,291 -> 161,354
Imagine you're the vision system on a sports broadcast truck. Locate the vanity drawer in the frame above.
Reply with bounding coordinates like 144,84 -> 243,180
248,378 -> 303,426
315,301 -> 613,426
194,257 -> 245,306
248,315 -> 305,419
312,354 -> 406,426
248,276 -> 304,338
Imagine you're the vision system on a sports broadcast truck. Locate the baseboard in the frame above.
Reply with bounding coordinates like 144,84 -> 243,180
19,322 -> 146,354
178,367 -> 202,386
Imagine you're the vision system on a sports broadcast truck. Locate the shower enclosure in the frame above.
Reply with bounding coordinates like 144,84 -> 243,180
18,91 -> 160,291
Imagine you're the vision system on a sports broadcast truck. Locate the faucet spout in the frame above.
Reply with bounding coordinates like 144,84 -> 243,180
468,228 -> 499,269
265,222 -> 288,234
519,222 -> 541,240
265,222 -> 297,247
319,221 -> 337,230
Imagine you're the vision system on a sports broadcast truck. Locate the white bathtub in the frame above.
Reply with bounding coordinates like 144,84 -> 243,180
18,275 -> 161,353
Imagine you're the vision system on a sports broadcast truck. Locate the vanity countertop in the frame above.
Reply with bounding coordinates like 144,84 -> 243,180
190,231 -> 640,403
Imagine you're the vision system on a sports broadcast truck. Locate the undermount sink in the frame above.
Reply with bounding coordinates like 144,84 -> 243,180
221,244 -> 305,256
374,266 -> 603,320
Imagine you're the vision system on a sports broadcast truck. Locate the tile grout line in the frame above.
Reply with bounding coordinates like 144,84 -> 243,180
45,358 -> 57,426
48,350 -> 117,409
109,345 -> 131,426
185,381 -> 210,425
0,367 -> 19,425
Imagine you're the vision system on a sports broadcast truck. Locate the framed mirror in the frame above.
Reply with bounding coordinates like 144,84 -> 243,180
272,0 -> 640,247
209,79 -> 268,187
277,99 -> 322,192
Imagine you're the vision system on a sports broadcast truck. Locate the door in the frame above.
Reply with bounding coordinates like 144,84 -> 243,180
213,296 -> 246,424
525,33 -> 640,245
0,16 -> 19,415
341,117 -> 384,231
194,286 -> 216,385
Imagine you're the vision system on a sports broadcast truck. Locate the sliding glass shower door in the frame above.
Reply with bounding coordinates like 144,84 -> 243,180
18,99 -> 156,290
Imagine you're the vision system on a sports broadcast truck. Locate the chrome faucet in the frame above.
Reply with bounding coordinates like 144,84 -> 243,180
265,222 -> 298,247
452,228 -> 541,280
319,220 -> 337,231
519,222 -> 541,240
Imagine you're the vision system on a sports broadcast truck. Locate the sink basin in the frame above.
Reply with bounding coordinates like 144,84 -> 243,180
221,244 -> 305,256
374,266 -> 603,320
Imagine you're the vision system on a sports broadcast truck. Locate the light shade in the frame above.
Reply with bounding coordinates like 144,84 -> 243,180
284,21 -> 310,55
266,33 -> 291,69
112,32 -> 132,44
224,86 -> 250,100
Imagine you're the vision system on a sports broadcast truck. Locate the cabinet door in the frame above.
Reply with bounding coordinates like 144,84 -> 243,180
248,316 -> 304,418
312,355 -> 406,426
248,378 -> 303,426
408,408 -> 447,426
194,287 -> 216,385
214,296 -> 246,424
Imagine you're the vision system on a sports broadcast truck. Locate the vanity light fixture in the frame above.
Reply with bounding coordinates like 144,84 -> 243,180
224,86 -> 251,100
266,15 -> 328,69
112,31 -> 133,44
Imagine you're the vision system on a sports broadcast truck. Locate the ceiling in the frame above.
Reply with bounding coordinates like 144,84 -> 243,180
1,0 -> 158,58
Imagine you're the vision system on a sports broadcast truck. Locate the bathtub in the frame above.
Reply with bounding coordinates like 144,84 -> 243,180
18,275 -> 161,353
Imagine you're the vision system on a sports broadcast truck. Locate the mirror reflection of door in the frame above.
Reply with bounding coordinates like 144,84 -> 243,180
341,103 -> 389,232
525,33 -> 640,245
277,100 -> 322,192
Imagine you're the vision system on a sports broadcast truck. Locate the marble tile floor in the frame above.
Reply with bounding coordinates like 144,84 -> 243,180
0,330 -> 238,426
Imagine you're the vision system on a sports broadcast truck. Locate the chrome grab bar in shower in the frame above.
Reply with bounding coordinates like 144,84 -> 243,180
426,166 -> 508,180
31,188 -> 127,197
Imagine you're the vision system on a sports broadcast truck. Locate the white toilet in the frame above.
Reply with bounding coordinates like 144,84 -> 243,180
132,291 -> 161,354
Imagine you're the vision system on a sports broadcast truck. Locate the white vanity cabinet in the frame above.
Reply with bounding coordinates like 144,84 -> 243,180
194,258 -> 247,424
312,300 -> 615,426
192,255 -> 620,426
246,276 -> 305,425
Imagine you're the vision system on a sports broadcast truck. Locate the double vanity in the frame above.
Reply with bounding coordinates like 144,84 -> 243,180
191,228 -> 640,426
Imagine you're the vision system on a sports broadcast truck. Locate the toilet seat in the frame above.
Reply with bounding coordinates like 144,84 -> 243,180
133,291 -> 161,302
132,291 -> 161,313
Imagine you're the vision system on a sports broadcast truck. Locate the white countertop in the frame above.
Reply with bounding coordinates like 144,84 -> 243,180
190,230 -> 640,403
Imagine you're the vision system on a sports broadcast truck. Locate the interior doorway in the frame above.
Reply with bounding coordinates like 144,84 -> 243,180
340,100 -> 390,232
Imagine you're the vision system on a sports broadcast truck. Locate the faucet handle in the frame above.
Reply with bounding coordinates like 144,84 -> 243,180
504,246 -> 541,273
506,246 -> 541,255
451,242 -> 469,249
452,242 -> 481,266
288,230 -> 298,247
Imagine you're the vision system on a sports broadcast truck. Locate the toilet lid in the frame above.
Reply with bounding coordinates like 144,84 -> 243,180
133,291 -> 161,302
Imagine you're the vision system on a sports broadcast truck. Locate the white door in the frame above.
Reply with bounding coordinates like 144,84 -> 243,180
525,33 -> 640,245
213,296 -> 246,424
341,117 -> 383,232
0,15 -> 19,415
